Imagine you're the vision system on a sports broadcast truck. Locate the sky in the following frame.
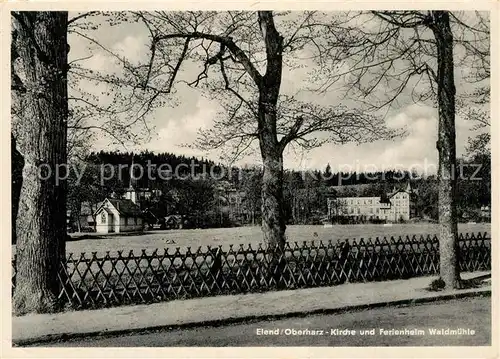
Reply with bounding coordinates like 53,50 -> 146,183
67,11 -> 487,174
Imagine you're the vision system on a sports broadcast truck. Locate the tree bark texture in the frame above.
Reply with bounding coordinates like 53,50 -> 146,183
257,11 -> 287,248
260,134 -> 286,248
12,11 -> 68,314
11,134 -> 24,245
430,11 -> 462,289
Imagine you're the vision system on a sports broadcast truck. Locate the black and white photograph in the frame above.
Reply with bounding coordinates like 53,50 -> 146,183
3,2 -> 497,356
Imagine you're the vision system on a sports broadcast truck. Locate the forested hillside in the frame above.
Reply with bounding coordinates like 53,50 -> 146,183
57,150 -> 491,228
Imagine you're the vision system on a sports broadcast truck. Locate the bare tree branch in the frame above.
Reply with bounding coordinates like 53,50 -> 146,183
154,31 -> 263,87
68,11 -> 100,26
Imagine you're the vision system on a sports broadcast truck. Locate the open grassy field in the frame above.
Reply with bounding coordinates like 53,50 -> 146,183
56,223 -> 491,257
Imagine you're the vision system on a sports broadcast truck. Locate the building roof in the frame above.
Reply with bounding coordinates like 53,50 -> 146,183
109,198 -> 143,217
327,182 -> 417,200
101,207 -> 113,215
95,198 -> 143,217
387,182 -> 419,200
165,214 -> 183,223
326,183 -> 385,198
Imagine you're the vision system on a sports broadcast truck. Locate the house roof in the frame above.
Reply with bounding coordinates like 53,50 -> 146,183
102,207 -> 113,215
94,205 -> 113,216
108,198 -> 143,217
95,198 -> 143,217
165,214 -> 182,223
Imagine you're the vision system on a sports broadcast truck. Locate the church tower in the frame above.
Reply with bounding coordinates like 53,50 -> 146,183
124,155 -> 138,204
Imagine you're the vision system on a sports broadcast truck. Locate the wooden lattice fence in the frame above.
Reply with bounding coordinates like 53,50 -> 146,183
11,232 -> 491,310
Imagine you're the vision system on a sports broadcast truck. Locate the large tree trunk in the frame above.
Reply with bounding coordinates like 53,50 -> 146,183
12,12 -> 68,315
258,88 -> 285,247
431,11 -> 462,289
260,132 -> 286,248
258,11 -> 286,248
259,102 -> 287,285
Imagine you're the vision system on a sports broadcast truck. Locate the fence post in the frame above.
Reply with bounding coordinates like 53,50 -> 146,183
56,235 -> 72,309
340,240 -> 351,283
210,247 -> 223,290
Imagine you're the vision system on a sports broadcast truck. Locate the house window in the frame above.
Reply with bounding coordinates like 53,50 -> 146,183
101,212 -> 106,223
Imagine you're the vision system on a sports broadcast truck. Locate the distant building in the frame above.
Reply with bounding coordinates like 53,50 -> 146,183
122,158 -> 163,203
77,202 -> 96,230
67,202 -> 97,232
164,214 -> 184,229
327,183 -> 418,222
94,198 -> 144,233
480,205 -> 491,221
215,181 -> 247,223
119,185 -> 162,204
94,182 -> 145,233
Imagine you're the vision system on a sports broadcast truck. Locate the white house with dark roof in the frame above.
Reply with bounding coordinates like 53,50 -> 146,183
94,197 -> 144,233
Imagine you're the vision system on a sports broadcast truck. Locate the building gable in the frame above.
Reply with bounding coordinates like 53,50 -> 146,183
95,199 -> 114,215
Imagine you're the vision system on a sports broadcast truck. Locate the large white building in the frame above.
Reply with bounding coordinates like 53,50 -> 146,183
327,183 -> 417,222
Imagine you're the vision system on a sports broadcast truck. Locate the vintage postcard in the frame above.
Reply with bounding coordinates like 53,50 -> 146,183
1,1 -> 498,358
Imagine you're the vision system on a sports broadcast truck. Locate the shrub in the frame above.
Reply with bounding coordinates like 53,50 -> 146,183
428,278 -> 446,291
